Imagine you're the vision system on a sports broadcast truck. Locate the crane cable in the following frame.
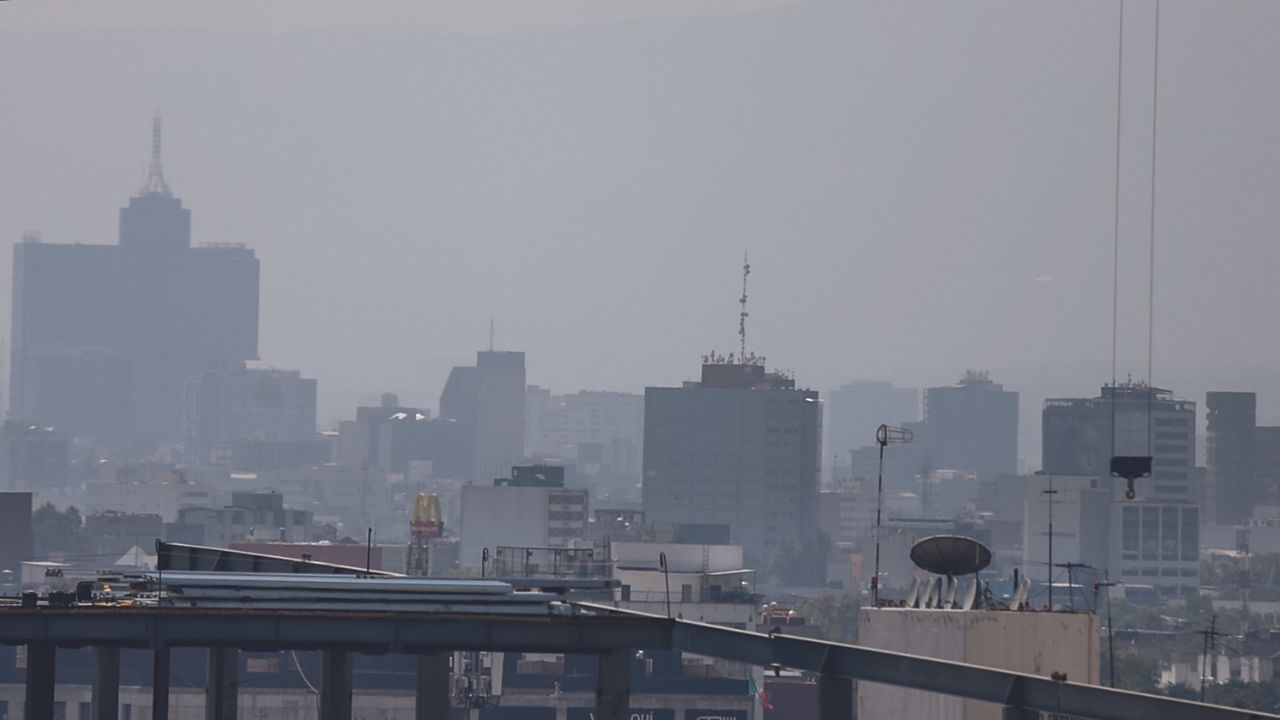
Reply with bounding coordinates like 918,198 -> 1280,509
1111,0 -> 1160,500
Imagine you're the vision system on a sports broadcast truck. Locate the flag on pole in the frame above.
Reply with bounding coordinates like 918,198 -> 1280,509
748,676 -> 775,711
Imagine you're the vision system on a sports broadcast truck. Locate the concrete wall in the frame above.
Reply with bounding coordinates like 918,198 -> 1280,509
857,608 -> 1099,720
612,542 -> 743,573
459,485 -> 550,567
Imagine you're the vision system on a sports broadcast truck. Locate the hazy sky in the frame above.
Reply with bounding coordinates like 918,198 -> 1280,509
3,0 -> 1280,464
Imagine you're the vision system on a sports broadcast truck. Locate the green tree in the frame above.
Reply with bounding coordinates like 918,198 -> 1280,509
798,592 -> 860,644
32,503 -> 88,559
1110,651 -> 1159,694
768,534 -> 831,586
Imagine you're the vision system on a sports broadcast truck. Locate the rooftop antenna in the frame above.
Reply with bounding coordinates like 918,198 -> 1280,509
738,252 -> 750,360
140,112 -> 173,198
489,319 -> 495,352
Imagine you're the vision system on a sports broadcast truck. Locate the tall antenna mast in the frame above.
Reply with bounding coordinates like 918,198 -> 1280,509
738,252 -> 750,360
140,112 -> 173,198
489,319 -> 495,352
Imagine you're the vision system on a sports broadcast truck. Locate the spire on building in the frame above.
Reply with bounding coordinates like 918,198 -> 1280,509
139,113 -> 173,198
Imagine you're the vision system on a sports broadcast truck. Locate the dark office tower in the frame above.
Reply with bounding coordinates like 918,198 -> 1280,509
642,360 -> 821,563
0,493 -> 33,574
825,381 -> 919,463
1042,383 -> 1196,501
8,117 -> 259,450
922,371 -> 1018,479
438,351 -> 526,482
1207,392 -> 1258,525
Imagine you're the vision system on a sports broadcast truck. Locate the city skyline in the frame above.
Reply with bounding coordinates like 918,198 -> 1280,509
4,2 -> 1280,456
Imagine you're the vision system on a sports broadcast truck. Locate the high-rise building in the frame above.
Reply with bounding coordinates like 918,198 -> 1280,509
1042,383 -> 1196,501
182,361 -> 319,468
921,371 -> 1018,479
0,421 -> 69,491
439,351 -> 526,482
1255,426 -> 1280,505
1042,384 -> 1200,595
1206,391 -> 1258,525
825,381 -> 919,466
9,118 -> 259,448
525,387 -> 644,470
642,360 -> 821,562
0,493 -> 33,575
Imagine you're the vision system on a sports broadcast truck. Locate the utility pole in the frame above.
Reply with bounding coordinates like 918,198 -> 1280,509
1094,574 -> 1121,687
1199,614 -> 1227,703
1043,477 -> 1058,610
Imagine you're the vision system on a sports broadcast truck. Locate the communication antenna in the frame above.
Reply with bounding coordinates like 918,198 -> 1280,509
489,319 -> 495,352
738,252 -> 750,360
140,112 -> 173,198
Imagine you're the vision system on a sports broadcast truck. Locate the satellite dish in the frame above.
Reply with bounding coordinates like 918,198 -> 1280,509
960,579 -> 979,610
910,535 -> 992,577
905,577 -> 921,609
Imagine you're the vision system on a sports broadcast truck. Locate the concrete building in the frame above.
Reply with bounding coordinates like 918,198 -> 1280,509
642,360 -> 821,563
1041,385 -> 1200,595
336,396 -> 436,475
9,119 -> 259,449
0,493 -> 33,576
921,371 -> 1018,479
458,468 -> 588,567
858,608 -> 1099,720
847,441 -> 927,491
0,421 -> 69,491
1257,426 -> 1280,506
825,381 -> 918,470
84,511 -> 164,558
1020,474 -> 1112,586
525,387 -> 644,473
172,491 -> 315,547
440,351 -> 526,483
610,542 -> 758,627
182,361 -> 318,468
1113,499 -> 1201,595
1206,391 -> 1257,525
1043,383 -> 1196,502
921,469 -> 981,520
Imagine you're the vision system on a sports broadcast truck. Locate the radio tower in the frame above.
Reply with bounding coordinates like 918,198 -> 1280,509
140,113 -> 173,198
738,252 -> 750,360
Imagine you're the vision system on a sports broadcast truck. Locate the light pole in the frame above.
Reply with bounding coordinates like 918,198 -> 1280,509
1043,478 -> 1058,610
873,424 -> 913,605
659,551 -> 672,619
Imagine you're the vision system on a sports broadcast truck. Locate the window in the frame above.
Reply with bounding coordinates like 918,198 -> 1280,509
1122,507 -> 1139,559
1141,506 -> 1158,560
1161,506 -> 1180,560
1181,507 -> 1199,561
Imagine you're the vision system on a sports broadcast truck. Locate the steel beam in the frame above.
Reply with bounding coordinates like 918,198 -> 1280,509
152,647 -> 171,720
23,642 -> 55,720
92,646 -> 120,720
817,673 -> 853,720
205,646 -> 238,720
416,653 -> 450,720
655,611 -> 1279,720
595,649 -> 631,720
320,649 -> 353,720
